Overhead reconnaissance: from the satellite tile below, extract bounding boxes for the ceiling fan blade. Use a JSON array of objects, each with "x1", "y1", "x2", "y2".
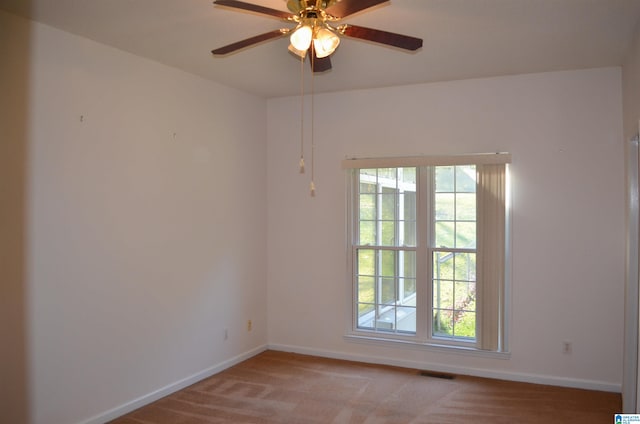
[
  {"x1": 212, "y1": 29, "x2": 288, "y2": 55},
  {"x1": 340, "y1": 25, "x2": 422, "y2": 51},
  {"x1": 213, "y1": 0, "x2": 293, "y2": 19},
  {"x1": 324, "y1": 0, "x2": 388, "y2": 18}
]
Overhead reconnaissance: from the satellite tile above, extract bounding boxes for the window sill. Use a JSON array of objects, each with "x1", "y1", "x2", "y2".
[{"x1": 344, "y1": 333, "x2": 511, "y2": 360}]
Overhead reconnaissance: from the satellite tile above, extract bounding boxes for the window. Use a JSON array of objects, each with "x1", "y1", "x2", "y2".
[
  {"x1": 356, "y1": 168, "x2": 417, "y2": 333},
  {"x1": 345, "y1": 154, "x2": 510, "y2": 352},
  {"x1": 432, "y1": 165, "x2": 477, "y2": 341}
]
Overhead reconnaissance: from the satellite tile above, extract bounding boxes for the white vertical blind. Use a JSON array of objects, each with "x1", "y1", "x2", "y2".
[
  {"x1": 625, "y1": 132, "x2": 639, "y2": 413},
  {"x1": 477, "y1": 163, "x2": 507, "y2": 351}
]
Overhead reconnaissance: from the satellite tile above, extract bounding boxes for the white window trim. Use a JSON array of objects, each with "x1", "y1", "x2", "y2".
[
  {"x1": 343, "y1": 334, "x2": 511, "y2": 360},
  {"x1": 344, "y1": 154, "x2": 512, "y2": 354}
]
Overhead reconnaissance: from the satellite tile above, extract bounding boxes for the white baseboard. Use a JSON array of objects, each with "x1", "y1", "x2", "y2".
[
  {"x1": 268, "y1": 343, "x2": 621, "y2": 393},
  {"x1": 78, "y1": 344, "x2": 268, "y2": 424}
]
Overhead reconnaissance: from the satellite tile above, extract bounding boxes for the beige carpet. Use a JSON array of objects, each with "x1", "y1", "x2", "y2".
[{"x1": 110, "y1": 350, "x2": 621, "y2": 423}]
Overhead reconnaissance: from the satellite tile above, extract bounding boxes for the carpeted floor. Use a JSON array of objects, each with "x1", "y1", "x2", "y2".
[{"x1": 110, "y1": 350, "x2": 621, "y2": 423}]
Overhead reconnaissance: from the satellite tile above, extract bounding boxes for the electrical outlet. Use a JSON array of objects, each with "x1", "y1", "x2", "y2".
[
  {"x1": 247, "y1": 320, "x2": 252, "y2": 332},
  {"x1": 562, "y1": 341, "x2": 572, "y2": 354}
]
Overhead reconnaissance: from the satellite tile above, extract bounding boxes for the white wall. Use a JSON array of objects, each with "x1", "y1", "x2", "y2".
[
  {"x1": 11, "y1": 12, "x2": 269, "y2": 424},
  {"x1": 267, "y1": 67, "x2": 625, "y2": 391}
]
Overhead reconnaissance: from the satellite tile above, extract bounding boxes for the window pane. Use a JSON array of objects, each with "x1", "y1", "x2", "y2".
[
  {"x1": 435, "y1": 221, "x2": 455, "y2": 248},
  {"x1": 376, "y1": 308, "x2": 395, "y2": 331},
  {"x1": 466, "y1": 283, "x2": 477, "y2": 310},
  {"x1": 403, "y1": 251, "x2": 416, "y2": 279},
  {"x1": 401, "y1": 167, "x2": 416, "y2": 185},
  {"x1": 434, "y1": 310, "x2": 453, "y2": 336},
  {"x1": 435, "y1": 166, "x2": 454, "y2": 192},
  {"x1": 403, "y1": 221, "x2": 416, "y2": 246},
  {"x1": 456, "y1": 166, "x2": 476, "y2": 192},
  {"x1": 456, "y1": 193, "x2": 476, "y2": 220},
  {"x1": 357, "y1": 249, "x2": 375, "y2": 276},
  {"x1": 401, "y1": 192, "x2": 416, "y2": 220},
  {"x1": 397, "y1": 306, "x2": 416, "y2": 333},
  {"x1": 435, "y1": 193, "x2": 455, "y2": 220},
  {"x1": 434, "y1": 251, "x2": 454, "y2": 280},
  {"x1": 359, "y1": 221, "x2": 375, "y2": 245},
  {"x1": 381, "y1": 250, "x2": 395, "y2": 276},
  {"x1": 360, "y1": 169, "x2": 377, "y2": 180},
  {"x1": 401, "y1": 278, "x2": 416, "y2": 298},
  {"x1": 359, "y1": 194, "x2": 376, "y2": 220},
  {"x1": 433, "y1": 279, "x2": 454, "y2": 310},
  {"x1": 381, "y1": 277, "x2": 396, "y2": 304},
  {"x1": 455, "y1": 281, "x2": 475, "y2": 311},
  {"x1": 456, "y1": 222, "x2": 476, "y2": 248},
  {"x1": 381, "y1": 191, "x2": 396, "y2": 220},
  {"x1": 358, "y1": 304, "x2": 374, "y2": 329},
  {"x1": 454, "y1": 252, "x2": 476, "y2": 282},
  {"x1": 358, "y1": 276, "x2": 374, "y2": 304},
  {"x1": 432, "y1": 249, "x2": 477, "y2": 341},
  {"x1": 360, "y1": 181, "x2": 376, "y2": 194},
  {"x1": 378, "y1": 168, "x2": 396, "y2": 182},
  {"x1": 402, "y1": 191, "x2": 416, "y2": 246},
  {"x1": 381, "y1": 221, "x2": 395, "y2": 245},
  {"x1": 454, "y1": 311, "x2": 476, "y2": 338}
]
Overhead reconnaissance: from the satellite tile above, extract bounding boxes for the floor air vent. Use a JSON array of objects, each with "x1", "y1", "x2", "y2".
[{"x1": 419, "y1": 370, "x2": 455, "y2": 380}]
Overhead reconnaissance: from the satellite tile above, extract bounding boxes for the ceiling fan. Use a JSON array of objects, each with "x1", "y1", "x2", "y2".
[{"x1": 211, "y1": 0, "x2": 423, "y2": 72}]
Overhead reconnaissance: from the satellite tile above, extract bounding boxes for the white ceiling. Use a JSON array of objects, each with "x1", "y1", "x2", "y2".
[{"x1": 2, "y1": 0, "x2": 640, "y2": 98}]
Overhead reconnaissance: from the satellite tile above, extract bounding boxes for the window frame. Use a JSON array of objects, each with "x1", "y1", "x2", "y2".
[{"x1": 344, "y1": 154, "x2": 511, "y2": 354}]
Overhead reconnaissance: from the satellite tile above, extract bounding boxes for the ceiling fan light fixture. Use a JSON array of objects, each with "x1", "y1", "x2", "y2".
[
  {"x1": 313, "y1": 27, "x2": 340, "y2": 58},
  {"x1": 290, "y1": 24, "x2": 313, "y2": 51},
  {"x1": 288, "y1": 43, "x2": 307, "y2": 58},
  {"x1": 211, "y1": 0, "x2": 424, "y2": 196}
]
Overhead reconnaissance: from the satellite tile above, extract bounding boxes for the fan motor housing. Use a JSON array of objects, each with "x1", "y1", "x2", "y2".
[{"x1": 287, "y1": 0, "x2": 338, "y2": 13}]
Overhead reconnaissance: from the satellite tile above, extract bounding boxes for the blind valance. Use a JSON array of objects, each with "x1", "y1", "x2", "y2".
[{"x1": 341, "y1": 152, "x2": 511, "y2": 170}]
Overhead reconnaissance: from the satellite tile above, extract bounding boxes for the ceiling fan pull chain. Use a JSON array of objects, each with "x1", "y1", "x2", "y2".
[
  {"x1": 299, "y1": 52, "x2": 305, "y2": 174},
  {"x1": 310, "y1": 46, "x2": 316, "y2": 198}
]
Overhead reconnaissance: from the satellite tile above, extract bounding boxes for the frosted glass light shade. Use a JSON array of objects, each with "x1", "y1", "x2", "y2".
[
  {"x1": 290, "y1": 25, "x2": 313, "y2": 51},
  {"x1": 288, "y1": 43, "x2": 307, "y2": 58},
  {"x1": 313, "y1": 27, "x2": 340, "y2": 58}
]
